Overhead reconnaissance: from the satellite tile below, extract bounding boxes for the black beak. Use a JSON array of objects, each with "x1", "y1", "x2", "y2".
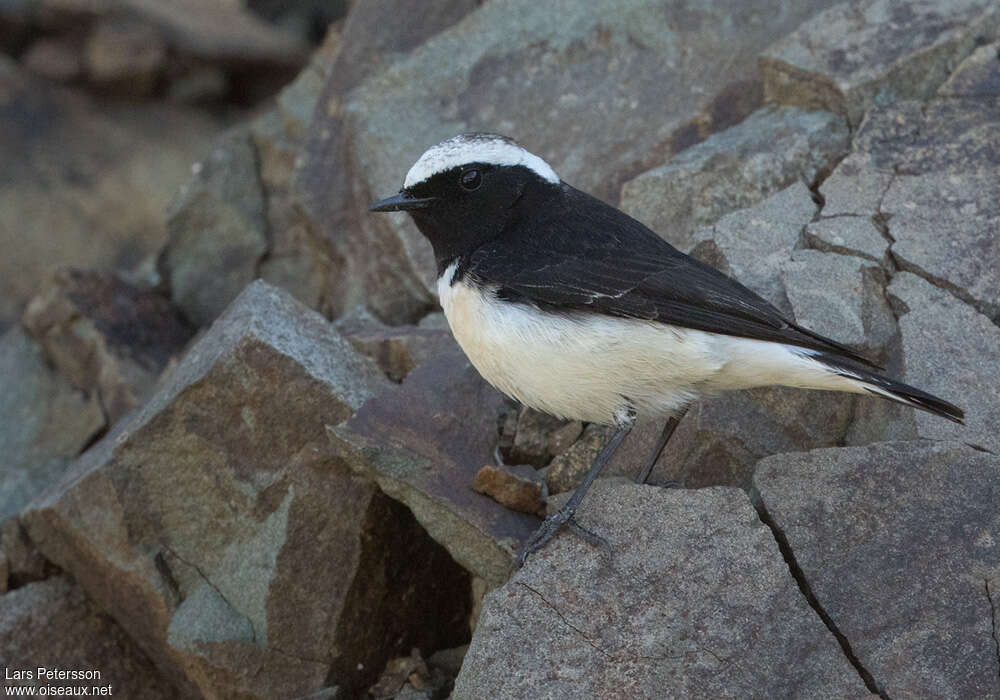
[{"x1": 369, "y1": 191, "x2": 436, "y2": 212}]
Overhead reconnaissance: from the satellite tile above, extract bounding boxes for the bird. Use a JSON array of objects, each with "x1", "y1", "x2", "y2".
[{"x1": 369, "y1": 132, "x2": 964, "y2": 566}]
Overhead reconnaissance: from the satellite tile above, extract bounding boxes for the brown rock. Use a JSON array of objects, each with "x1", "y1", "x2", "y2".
[
  {"x1": 330, "y1": 346, "x2": 539, "y2": 586},
  {"x1": 508, "y1": 408, "x2": 581, "y2": 468},
  {"x1": 472, "y1": 464, "x2": 545, "y2": 517},
  {"x1": 21, "y1": 282, "x2": 471, "y2": 699},
  {"x1": 0, "y1": 519, "x2": 54, "y2": 592},
  {"x1": 22, "y1": 268, "x2": 193, "y2": 423},
  {"x1": 84, "y1": 15, "x2": 166, "y2": 96},
  {"x1": 0, "y1": 576, "x2": 180, "y2": 698},
  {"x1": 0, "y1": 57, "x2": 220, "y2": 328},
  {"x1": 21, "y1": 37, "x2": 83, "y2": 82}
]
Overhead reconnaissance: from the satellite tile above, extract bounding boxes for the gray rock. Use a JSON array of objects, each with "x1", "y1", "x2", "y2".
[
  {"x1": 887, "y1": 272, "x2": 999, "y2": 453},
  {"x1": 329, "y1": 346, "x2": 538, "y2": 586},
  {"x1": 691, "y1": 182, "x2": 816, "y2": 313},
  {"x1": 296, "y1": 0, "x2": 483, "y2": 323},
  {"x1": 782, "y1": 249, "x2": 895, "y2": 358},
  {"x1": 315, "y1": 0, "x2": 839, "y2": 320},
  {"x1": 803, "y1": 215, "x2": 889, "y2": 264},
  {"x1": 0, "y1": 576, "x2": 180, "y2": 698},
  {"x1": 753, "y1": 441, "x2": 1000, "y2": 699},
  {"x1": 938, "y1": 41, "x2": 1000, "y2": 96},
  {"x1": 621, "y1": 106, "x2": 848, "y2": 251},
  {"x1": 0, "y1": 327, "x2": 104, "y2": 522},
  {"x1": 816, "y1": 152, "x2": 894, "y2": 218},
  {"x1": 883, "y1": 170, "x2": 1000, "y2": 322},
  {"x1": 761, "y1": 0, "x2": 1000, "y2": 126},
  {"x1": 454, "y1": 481, "x2": 868, "y2": 699},
  {"x1": 165, "y1": 128, "x2": 269, "y2": 326},
  {"x1": 22, "y1": 282, "x2": 471, "y2": 699}
]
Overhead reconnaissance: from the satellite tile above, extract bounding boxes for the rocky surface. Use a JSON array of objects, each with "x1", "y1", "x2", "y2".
[
  {"x1": 0, "y1": 576, "x2": 179, "y2": 698},
  {"x1": 3, "y1": 1, "x2": 1000, "y2": 698},
  {"x1": 21, "y1": 283, "x2": 471, "y2": 698},
  {"x1": 760, "y1": 0, "x2": 1000, "y2": 126},
  {"x1": 0, "y1": 57, "x2": 219, "y2": 328},
  {"x1": 621, "y1": 106, "x2": 848, "y2": 251},
  {"x1": 22, "y1": 268, "x2": 194, "y2": 423},
  {"x1": 0, "y1": 327, "x2": 105, "y2": 523},
  {"x1": 454, "y1": 481, "x2": 869, "y2": 699},
  {"x1": 754, "y1": 442, "x2": 1000, "y2": 699}
]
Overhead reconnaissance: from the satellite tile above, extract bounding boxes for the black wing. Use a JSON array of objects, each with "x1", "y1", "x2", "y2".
[{"x1": 463, "y1": 185, "x2": 879, "y2": 368}]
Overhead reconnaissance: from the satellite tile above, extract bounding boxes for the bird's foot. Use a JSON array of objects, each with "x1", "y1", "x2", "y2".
[{"x1": 516, "y1": 508, "x2": 611, "y2": 568}]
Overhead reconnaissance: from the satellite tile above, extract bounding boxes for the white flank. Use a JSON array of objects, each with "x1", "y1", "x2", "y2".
[
  {"x1": 437, "y1": 263, "x2": 876, "y2": 425},
  {"x1": 405, "y1": 134, "x2": 559, "y2": 188}
]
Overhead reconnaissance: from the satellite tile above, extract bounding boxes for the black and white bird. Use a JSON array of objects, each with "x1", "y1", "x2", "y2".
[{"x1": 370, "y1": 132, "x2": 964, "y2": 565}]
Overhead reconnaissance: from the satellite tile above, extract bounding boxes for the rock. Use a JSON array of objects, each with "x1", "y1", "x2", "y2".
[
  {"x1": 454, "y1": 481, "x2": 868, "y2": 699},
  {"x1": 21, "y1": 37, "x2": 83, "y2": 82},
  {"x1": 472, "y1": 464, "x2": 545, "y2": 517},
  {"x1": 887, "y1": 272, "x2": 1000, "y2": 453},
  {"x1": 301, "y1": 0, "x2": 839, "y2": 322},
  {"x1": 816, "y1": 152, "x2": 894, "y2": 218},
  {"x1": 760, "y1": 0, "x2": 1000, "y2": 126},
  {"x1": 329, "y1": 346, "x2": 539, "y2": 586},
  {"x1": 546, "y1": 423, "x2": 614, "y2": 495},
  {"x1": 508, "y1": 408, "x2": 582, "y2": 469},
  {"x1": 938, "y1": 40, "x2": 1000, "y2": 96},
  {"x1": 333, "y1": 307, "x2": 456, "y2": 383},
  {"x1": 883, "y1": 170, "x2": 1000, "y2": 322},
  {"x1": 120, "y1": 0, "x2": 309, "y2": 68},
  {"x1": 84, "y1": 15, "x2": 166, "y2": 96},
  {"x1": 690, "y1": 182, "x2": 816, "y2": 313},
  {"x1": 0, "y1": 518, "x2": 54, "y2": 592},
  {"x1": 22, "y1": 268, "x2": 194, "y2": 423},
  {"x1": 0, "y1": 576, "x2": 180, "y2": 698},
  {"x1": 782, "y1": 249, "x2": 895, "y2": 359},
  {"x1": 803, "y1": 215, "x2": 889, "y2": 264},
  {"x1": 621, "y1": 106, "x2": 847, "y2": 251},
  {"x1": 0, "y1": 57, "x2": 220, "y2": 328},
  {"x1": 164, "y1": 128, "x2": 268, "y2": 326},
  {"x1": 0, "y1": 327, "x2": 104, "y2": 523},
  {"x1": 22, "y1": 282, "x2": 471, "y2": 698},
  {"x1": 753, "y1": 441, "x2": 1000, "y2": 699}
]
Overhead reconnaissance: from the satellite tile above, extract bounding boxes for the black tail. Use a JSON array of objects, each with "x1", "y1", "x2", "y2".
[{"x1": 815, "y1": 353, "x2": 965, "y2": 425}]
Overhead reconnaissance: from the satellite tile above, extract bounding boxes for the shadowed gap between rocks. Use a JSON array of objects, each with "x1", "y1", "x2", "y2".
[{"x1": 750, "y1": 492, "x2": 888, "y2": 698}]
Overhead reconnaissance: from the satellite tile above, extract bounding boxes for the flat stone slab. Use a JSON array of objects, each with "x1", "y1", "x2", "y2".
[
  {"x1": 754, "y1": 441, "x2": 1000, "y2": 699},
  {"x1": 454, "y1": 481, "x2": 869, "y2": 699}
]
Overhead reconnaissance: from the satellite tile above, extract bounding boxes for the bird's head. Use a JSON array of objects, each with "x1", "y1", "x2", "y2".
[{"x1": 370, "y1": 133, "x2": 562, "y2": 271}]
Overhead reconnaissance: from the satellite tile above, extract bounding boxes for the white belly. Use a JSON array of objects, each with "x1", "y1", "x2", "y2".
[{"x1": 437, "y1": 264, "x2": 866, "y2": 425}]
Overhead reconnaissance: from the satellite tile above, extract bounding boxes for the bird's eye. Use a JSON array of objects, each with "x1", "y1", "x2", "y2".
[{"x1": 459, "y1": 168, "x2": 483, "y2": 191}]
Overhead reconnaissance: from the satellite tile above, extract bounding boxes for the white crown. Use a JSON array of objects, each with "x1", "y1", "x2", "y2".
[{"x1": 404, "y1": 133, "x2": 560, "y2": 189}]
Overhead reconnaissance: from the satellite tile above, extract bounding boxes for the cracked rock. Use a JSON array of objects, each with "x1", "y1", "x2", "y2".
[
  {"x1": 453, "y1": 481, "x2": 868, "y2": 699},
  {"x1": 621, "y1": 105, "x2": 848, "y2": 252},
  {"x1": 691, "y1": 182, "x2": 816, "y2": 314},
  {"x1": 887, "y1": 272, "x2": 1000, "y2": 453},
  {"x1": 816, "y1": 152, "x2": 895, "y2": 218},
  {"x1": 803, "y1": 215, "x2": 889, "y2": 264},
  {"x1": 329, "y1": 346, "x2": 538, "y2": 586},
  {"x1": 760, "y1": 0, "x2": 1000, "y2": 126},
  {"x1": 754, "y1": 441, "x2": 1000, "y2": 699},
  {"x1": 0, "y1": 576, "x2": 179, "y2": 698},
  {"x1": 21, "y1": 282, "x2": 471, "y2": 699},
  {"x1": 0, "y1": 327, "x2": 104, "y2": 523},
  {"x1": 782, "y1": 249, "x2": 895, "y2": 359},
  {"x1": 883, "y1": 170, "x2": 1000, "y2": 323}
]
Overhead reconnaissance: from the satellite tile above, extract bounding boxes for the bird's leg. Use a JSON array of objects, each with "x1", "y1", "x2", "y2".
[
  {"x1": 634, "y1": 408, "x2": 688, "y2": 486},
  {"x1": 517, "y1": 417, "x2": 633, "y2": 567}
]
